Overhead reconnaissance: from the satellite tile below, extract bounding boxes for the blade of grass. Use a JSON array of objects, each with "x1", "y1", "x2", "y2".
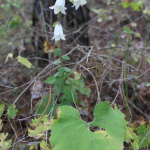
[
  {"x1": 0, "y1": 100, "x2": 10, "y2": 107},
  {"x1": 129, "y1": 25, "x2": 150, "y2": 118},
  {"x1": 110, "y1": 32, "x2": 124, "y2": 57},
  {"x1": 144, "y1": 23, "x2": 150, "y2": 46},
  {"x1": 0, "y1": 13, "x2": 11, "y2": 39},
  {"x1": 109, "y1": 31, "x2": 130, "y2": 115},
  {"x1": 130, "y1": 51, "x2": 143, "y2": 111}
]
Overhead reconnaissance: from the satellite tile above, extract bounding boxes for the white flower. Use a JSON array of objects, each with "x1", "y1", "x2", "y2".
[
  {"x1": 52, "y1": 23, "x2": 66, "y2": 41},
  {"x1": 49, "y1": 0, "x2": 67, "y2": 14},
  {"x1": 72, "y1": 0, "x2": 87, "y2": 10}
]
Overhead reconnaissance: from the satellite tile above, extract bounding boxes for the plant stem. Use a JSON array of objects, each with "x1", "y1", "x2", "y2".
[
  {"x1": 125, "y1": 33, "x2": 130, "y2": 119},
  {"x1": 58, "y1": 40, "x2": 63, "y2": 66},
  {"x1": 57, "y1": 13, "x2": 63, "y2": 67}
]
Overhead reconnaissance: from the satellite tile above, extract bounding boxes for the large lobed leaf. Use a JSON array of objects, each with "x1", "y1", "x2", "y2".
[
  {"x1": 50, "y1": 101, "x2": 127, "y2": 150},
  {"x1": 91, "y1": 102, "x2": 126, "y2": 145}
]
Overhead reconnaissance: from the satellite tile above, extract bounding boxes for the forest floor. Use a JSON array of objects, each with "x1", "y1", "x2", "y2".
[{"x1": 0, "y1": 0, "x2": 150, "y2": 149}]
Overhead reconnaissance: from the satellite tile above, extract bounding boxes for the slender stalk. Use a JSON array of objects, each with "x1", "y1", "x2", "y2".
[
  {"x1": 57, "y1": 13, "x2": 63, "y2": 67},
  {"x1": 58, "y1": 40, "x2": 63, "y2": 66},
  {"x1": 125, "y1": 33, "x2": 130, "y2": 119},
  {"x1": 58, "y1": 12, "x2": 61, "y2": 21}
]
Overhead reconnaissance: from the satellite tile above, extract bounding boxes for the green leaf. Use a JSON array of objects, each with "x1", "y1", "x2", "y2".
[
  {"x1": 63, "y1": 67, "x2": 71, "y2": 72},
  {"x1": 45, "y1": 76, "x2": 55, "y2": 84},
  {"x1": 55, "y1": 75, "x2": 66, "y2": 88},
  {"x1": 1, "y1": 4, "x2": 11, "y2": 11},
  {"x1": 146, "y1": 83, "x2": 150, "y2": 87},
  {"x1": 65, "y1": 78, "x2": 72, "y2": 85},
  {"x1": 54, "y1": 71, "x2": 62, "y2": 77},
  {"x1": 79, "y1": 88, "x2": 91, "y2": 97},
  {"x1": 136, "y1": 124, "x2": 150, "y2": 148},
  {"x1": 147, "y1": 57, "x2": 150, "y2": 64},
  {"x1": 35, "y1": 94, "x2": 58, "y2": 116},
  {"x1": 50, "y1": 102, "x2": 127, "y2": 150},
  {"x1": 124, "y1": 27, "x2": 130, "y2": 34},
  {"x1": 62, "y1": 27, "x2": 66, "y2": 31},
  {"x1": 90, "y1": 102, "x2": 126, "y2": 145},
  {"x1": 58, "y1": 67, "x2": 65, "y2": 74},
  {"x1": 61, "y1": 85, "x2": 77, "y2": 104},
  {"x1": 58, "y1": 67, "x2": 71, "y2": 74},
  {"x1": 119, "y1": 2, "x2": 143, "y2": 11},
  {"x1": 0, "y1": 105, "x2": 5, "y2": 117},
  {"x1": 57, "y1": 72, "x2": 71, "y2": 87},
  {"x1": 7, "y1": 104, "x2": 18, "y2": 119},
  {"x1": 62, "y1": 55, "x2": 70, "y2": 60},
  {"x1": 54, "y1": 49, "x2": 61, "y2": 57},
  {"x1": 52, "y1": 21, "x2": 57, "y2": 27},
  {"x1": 54, "y1": 60, "x2": 61, "y2": 65},
  {"x1": 65, "y1": 78, "x2": 91, "y2": 97},
  {"x1": 12, "y1": 3, "x2": 20, "y2": 8},
  {"x1": 53, "y1": 86, "x2": 61, "y2": 95},
  {"x1": 17, "y1": 56, "x2": 34, "y2": 68},
  {"x1": 134, "y1": 32, "x2": 140, "y2": 37}
]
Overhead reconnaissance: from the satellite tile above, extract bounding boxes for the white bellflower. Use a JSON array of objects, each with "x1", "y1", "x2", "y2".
[
  {"x1": 72, "y1": 0, "x2": 87, "y2": 10},
  {"x1": 52, "y1": 23, "x2": 65, "y2": 42},
  {"x1": 49, "y1": 0, "x2": 67, "y2": 14}
]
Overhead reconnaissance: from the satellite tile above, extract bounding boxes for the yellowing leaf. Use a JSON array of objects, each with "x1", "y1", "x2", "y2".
[
  {"x1": 28, "y1": 115, "x2": 51, "y2": 139},
  {"x1": 0, "y1": 133, "x2": 12, "y2": 150},
  {"x1": 5, "y1": 53, "x2": 13, "y2": 63},
  {"x1": 73, "y1": 71, "x2": 81, "y2": 80},
  {"x1": 40, "y1": 140, "x2": 51, "y2": 150},
  {"x1": 131, "y1": 22, "x2": 137, "y2": 27},
  {"x1": 17, "y1": 56, "x2": 34, "y2": 68},
  {"x1": 29, "y1": 145, "x2": 35, "y2": 150},
  {"x1": 125, "y1": 126, "x2": 139, "y2": 150},
  {"x1": 43, "y1": 41, "x2": 57, "y2": 53}
]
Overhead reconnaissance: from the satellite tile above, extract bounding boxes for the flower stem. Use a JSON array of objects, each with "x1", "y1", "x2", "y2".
[
  {"x1": 57, "y1": 13, "x2": 63, "y2": 67},
  {"x1": 58, "y1": 40, "x2": 63, "y2": 66}
]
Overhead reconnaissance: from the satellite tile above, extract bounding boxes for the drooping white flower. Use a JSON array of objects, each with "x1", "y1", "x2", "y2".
[
  {"x1": 72, "y1": 0, "x2": 87, "y2": 10},
  {"x1": 49, "y1": 0, "x2": 67, "y2": 14},
  {"x1": 52, "y1": 23, "x2": 65, "y2": 41}
]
